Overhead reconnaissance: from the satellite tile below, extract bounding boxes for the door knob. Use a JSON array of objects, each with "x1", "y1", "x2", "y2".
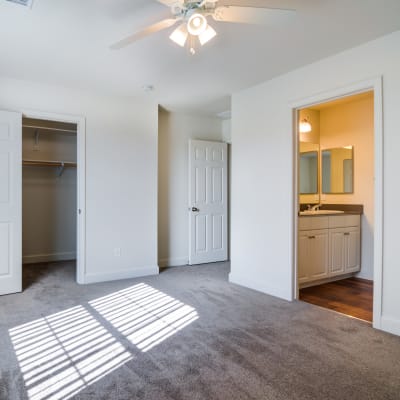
[{"x1": 191, "y1": 207, "x2": 199, "y2": 212}]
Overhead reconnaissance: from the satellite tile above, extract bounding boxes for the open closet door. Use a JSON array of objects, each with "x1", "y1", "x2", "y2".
[{"x1": 0, "y1": 111, "x2": 22, "y2": 296}]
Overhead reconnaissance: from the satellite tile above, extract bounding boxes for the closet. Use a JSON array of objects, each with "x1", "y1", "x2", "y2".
[{"x1": 22, "y1": 117, "x2": 77, "y2": 276}]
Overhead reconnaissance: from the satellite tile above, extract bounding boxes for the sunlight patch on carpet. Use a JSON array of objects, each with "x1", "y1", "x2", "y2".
[
  {"x1": 89, "y1": 283, "x2": 199, "y2": 352},
  {"x1": 9, "y1": 306, "x2": 132, "y2": 400},
  {"x1": 9, "y1": 284, "x2": 198, "y2": 399}
]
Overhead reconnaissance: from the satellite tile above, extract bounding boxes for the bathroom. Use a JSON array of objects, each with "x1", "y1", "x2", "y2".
[{"x1": 297, "y1": 91, "x2": 374, "y2": 322}]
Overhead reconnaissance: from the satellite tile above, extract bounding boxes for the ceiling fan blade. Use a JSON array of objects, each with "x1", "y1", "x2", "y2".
[
  {"x1": 110, "y1": 18, "x2": 179, "y2": 49},
  {"x1": 212, "y1": 6, "x2": 295, "y2": 25},
  {"x1": 156, "y1": 0, "x2": 184, "y2": 6}
]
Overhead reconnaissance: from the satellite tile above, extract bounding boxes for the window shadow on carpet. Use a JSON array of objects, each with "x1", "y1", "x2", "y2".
[{"x1": 9, "y1": 283, "x2": 198, "y2": 400}]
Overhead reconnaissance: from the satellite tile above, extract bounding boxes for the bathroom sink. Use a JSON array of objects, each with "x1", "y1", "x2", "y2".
[{"x1": 299, "y1": 210, "x2": 345, "y2": 216}]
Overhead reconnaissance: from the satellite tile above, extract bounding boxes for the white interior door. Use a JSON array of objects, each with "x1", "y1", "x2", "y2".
[
  {"x1": 0, "y1": 110, "x2": 22, "y2": 295},
  {"x1": 189, "y1": 140, "x2": 228, "y2": 265}
]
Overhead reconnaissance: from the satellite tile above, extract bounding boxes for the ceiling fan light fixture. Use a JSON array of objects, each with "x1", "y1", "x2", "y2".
[
  {"x1": 198, "y1": 25, "x2": 217, "y2": 45},
  {"x1": 169, "y1": 24, "x2": 188, "y2": 47},
  {"x1": 110, "y1": 2, "x2": 297, "y2": 55},
  {"x1": 187, "y1": 13, "x2": 208, "y2": 36}
]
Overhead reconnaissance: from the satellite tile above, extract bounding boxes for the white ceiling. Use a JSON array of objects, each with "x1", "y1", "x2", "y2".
[{"x1": 1, "y1": 0, "x2": 400, "y2": 115}]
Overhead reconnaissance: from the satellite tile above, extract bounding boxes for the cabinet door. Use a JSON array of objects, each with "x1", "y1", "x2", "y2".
[
  {"x1": 298, "y1": 232, "x2": 311, "y2": 283},
  {"x1": 345, "y1": 227, "x2": 361, "y2": 273},
  {"x1": 329, "y1": 229, "x2": 346, "y2": 276},
  {"x1": 309, "y1": 230, "x2": 329, "y2": 280}
]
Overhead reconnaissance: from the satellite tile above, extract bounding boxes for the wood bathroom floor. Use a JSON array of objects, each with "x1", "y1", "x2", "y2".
[{"x1": 299, "y1": 278, "x2": 373, "y2": 322}]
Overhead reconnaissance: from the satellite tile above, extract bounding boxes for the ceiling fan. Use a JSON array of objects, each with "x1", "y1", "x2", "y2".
[{"x1": 111, "y1": 0, "x2": 295, "y2": 54}]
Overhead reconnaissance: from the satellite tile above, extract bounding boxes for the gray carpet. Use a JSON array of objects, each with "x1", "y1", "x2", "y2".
[{"x1": 0, "y1": 261, "x2": 399, "y2": 400}]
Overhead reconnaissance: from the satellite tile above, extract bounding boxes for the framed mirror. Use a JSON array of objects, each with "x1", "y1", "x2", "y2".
[
  {"x1": 322, "y1": 146, "x2": 353, "y2": 194},
  {"x1": 299, "y1": 148, "x2": 318, "y2": 195}
]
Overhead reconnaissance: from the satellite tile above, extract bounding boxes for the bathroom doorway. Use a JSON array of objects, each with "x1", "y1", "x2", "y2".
[{"x1": 293, "y1": 84, "x2": 381, "y2": 325}]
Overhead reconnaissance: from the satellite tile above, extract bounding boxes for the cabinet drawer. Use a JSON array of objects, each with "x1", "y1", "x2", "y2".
[
  {"x1": 328, "y1": 215, "x2": 360, "y2": 228},
  {"x1": 298, "y1": 216, "x2": 329, "y2": 231}
]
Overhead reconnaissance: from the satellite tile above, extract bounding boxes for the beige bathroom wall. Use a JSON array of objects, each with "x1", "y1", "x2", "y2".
[{"x1": 319, "y1": 93, "x2": 374, "y2": 279}]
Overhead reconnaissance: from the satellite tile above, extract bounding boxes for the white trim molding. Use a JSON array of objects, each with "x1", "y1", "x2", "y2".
[
  {"x1": 159, "y1": 257, "x2": 188, "y2": 268},
  {"x1": 23, "y1": 252, "x2": 76, "y2": 264},
  {"x1": 290, "y1": 76, "x2": 384, "y2": 331},
  {"x1": 380, "y1": 316, "x2": 400, "y2": 336},
  {"x1": 83, "y1": 266, "x2": 159, "y2": 284}
]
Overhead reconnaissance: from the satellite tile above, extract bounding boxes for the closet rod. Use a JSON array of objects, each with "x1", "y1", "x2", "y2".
[
  {"x1": 23, "y1": 159, "x2": 76, "y2": 177},
  {"x1": 23, "y1": 160, "x2": 77, "y2": 168},
  {"x1": 22, "y1": 124, "x2": 77, "y2": 134}
]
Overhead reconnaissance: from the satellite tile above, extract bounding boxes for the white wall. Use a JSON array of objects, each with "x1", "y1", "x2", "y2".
[
  {"x1": 230, "y1": 30, "x2": 400, "y2": 335},
  {"x1": 319, "y1": 96, "x2": 374, "y2": 279},
  {"x1": 0, "y1": 77, "x2": 158, "y2": 283},
  {"x1": 22, "y1": 122, "x2": 77, "y2": 263},
  {"x1": 222, "y1": 119, "x2": 232, "y2": 144},
  {"x1": 158, "y1": 110, "x2": 223, "y2": 267}
]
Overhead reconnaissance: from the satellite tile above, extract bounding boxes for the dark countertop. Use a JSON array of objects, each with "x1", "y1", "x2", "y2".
[
  {"x1": 298, "y1": 212, "x2": 361, "y2": 217},
  {"x1": 299, "y1": 204, "x2": 363, "y2": 215}
]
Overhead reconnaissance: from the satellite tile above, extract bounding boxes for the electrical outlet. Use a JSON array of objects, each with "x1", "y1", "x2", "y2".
[{"x1": 113, "y1": 248, "x2": 121, "y2": 257}]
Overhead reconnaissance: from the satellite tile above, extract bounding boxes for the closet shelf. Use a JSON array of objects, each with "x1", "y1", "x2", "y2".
[{"x1": 23, "y1": 125, "x2": 77, "y2": 134}]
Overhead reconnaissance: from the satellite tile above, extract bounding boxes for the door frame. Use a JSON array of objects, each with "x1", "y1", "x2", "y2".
[
  {"x1": 22, "y1": 109, "x2": 86, "y2": 284},
  {"x1": 290, "y1": 77, "x2": 383, "y2": 330}
]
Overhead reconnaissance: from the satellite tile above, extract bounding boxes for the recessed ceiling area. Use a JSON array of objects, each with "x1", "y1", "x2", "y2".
[{"x1": 0, "y1": 0, "x2": 399, "y2": 115}]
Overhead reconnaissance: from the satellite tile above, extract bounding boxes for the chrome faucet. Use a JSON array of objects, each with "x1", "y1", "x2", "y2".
[{"x1": 310, "y1": 203, "x2": 322, "y2": 211}]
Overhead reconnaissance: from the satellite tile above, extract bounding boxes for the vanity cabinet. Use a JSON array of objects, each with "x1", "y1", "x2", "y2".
[
  {"x1": 298, "y1": 214, "x2": 360, "y2": 286},
  {"x1": 329, "y1": 226, "x2": 360, "y2": 276},
  {"x1": 298, "y1": 229, "x2": 329, "y2": 284}
]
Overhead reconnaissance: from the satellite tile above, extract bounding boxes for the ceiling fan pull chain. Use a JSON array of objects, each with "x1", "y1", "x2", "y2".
[{"x1": 188, "y1": 34, "x2": 196, "y2": 55}]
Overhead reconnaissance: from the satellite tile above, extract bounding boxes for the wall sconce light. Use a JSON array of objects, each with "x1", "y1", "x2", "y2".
[{"x1": 299, "y1": 117, "x2": 312, "y2": 133}]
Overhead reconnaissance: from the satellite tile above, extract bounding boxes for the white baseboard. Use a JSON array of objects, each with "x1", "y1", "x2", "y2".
[
  {"x1": 82, "y1": 265, "x2": 159, "y2": 284},
  {"x1": 356, "y1": 271, "x2": 374, "y2": 281},
  {"x1": 380, "y1": 316, "x2": 400, "y2": 336},
  {"x1": 159, "y1": 257, "x2": 188, "y2": 268},
  {"x1": 229, "y1": 272, "x2": 292, "y2": 301},
  {"x1": 23, "y1": 252, "x2": 76, "y2": 264}
]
